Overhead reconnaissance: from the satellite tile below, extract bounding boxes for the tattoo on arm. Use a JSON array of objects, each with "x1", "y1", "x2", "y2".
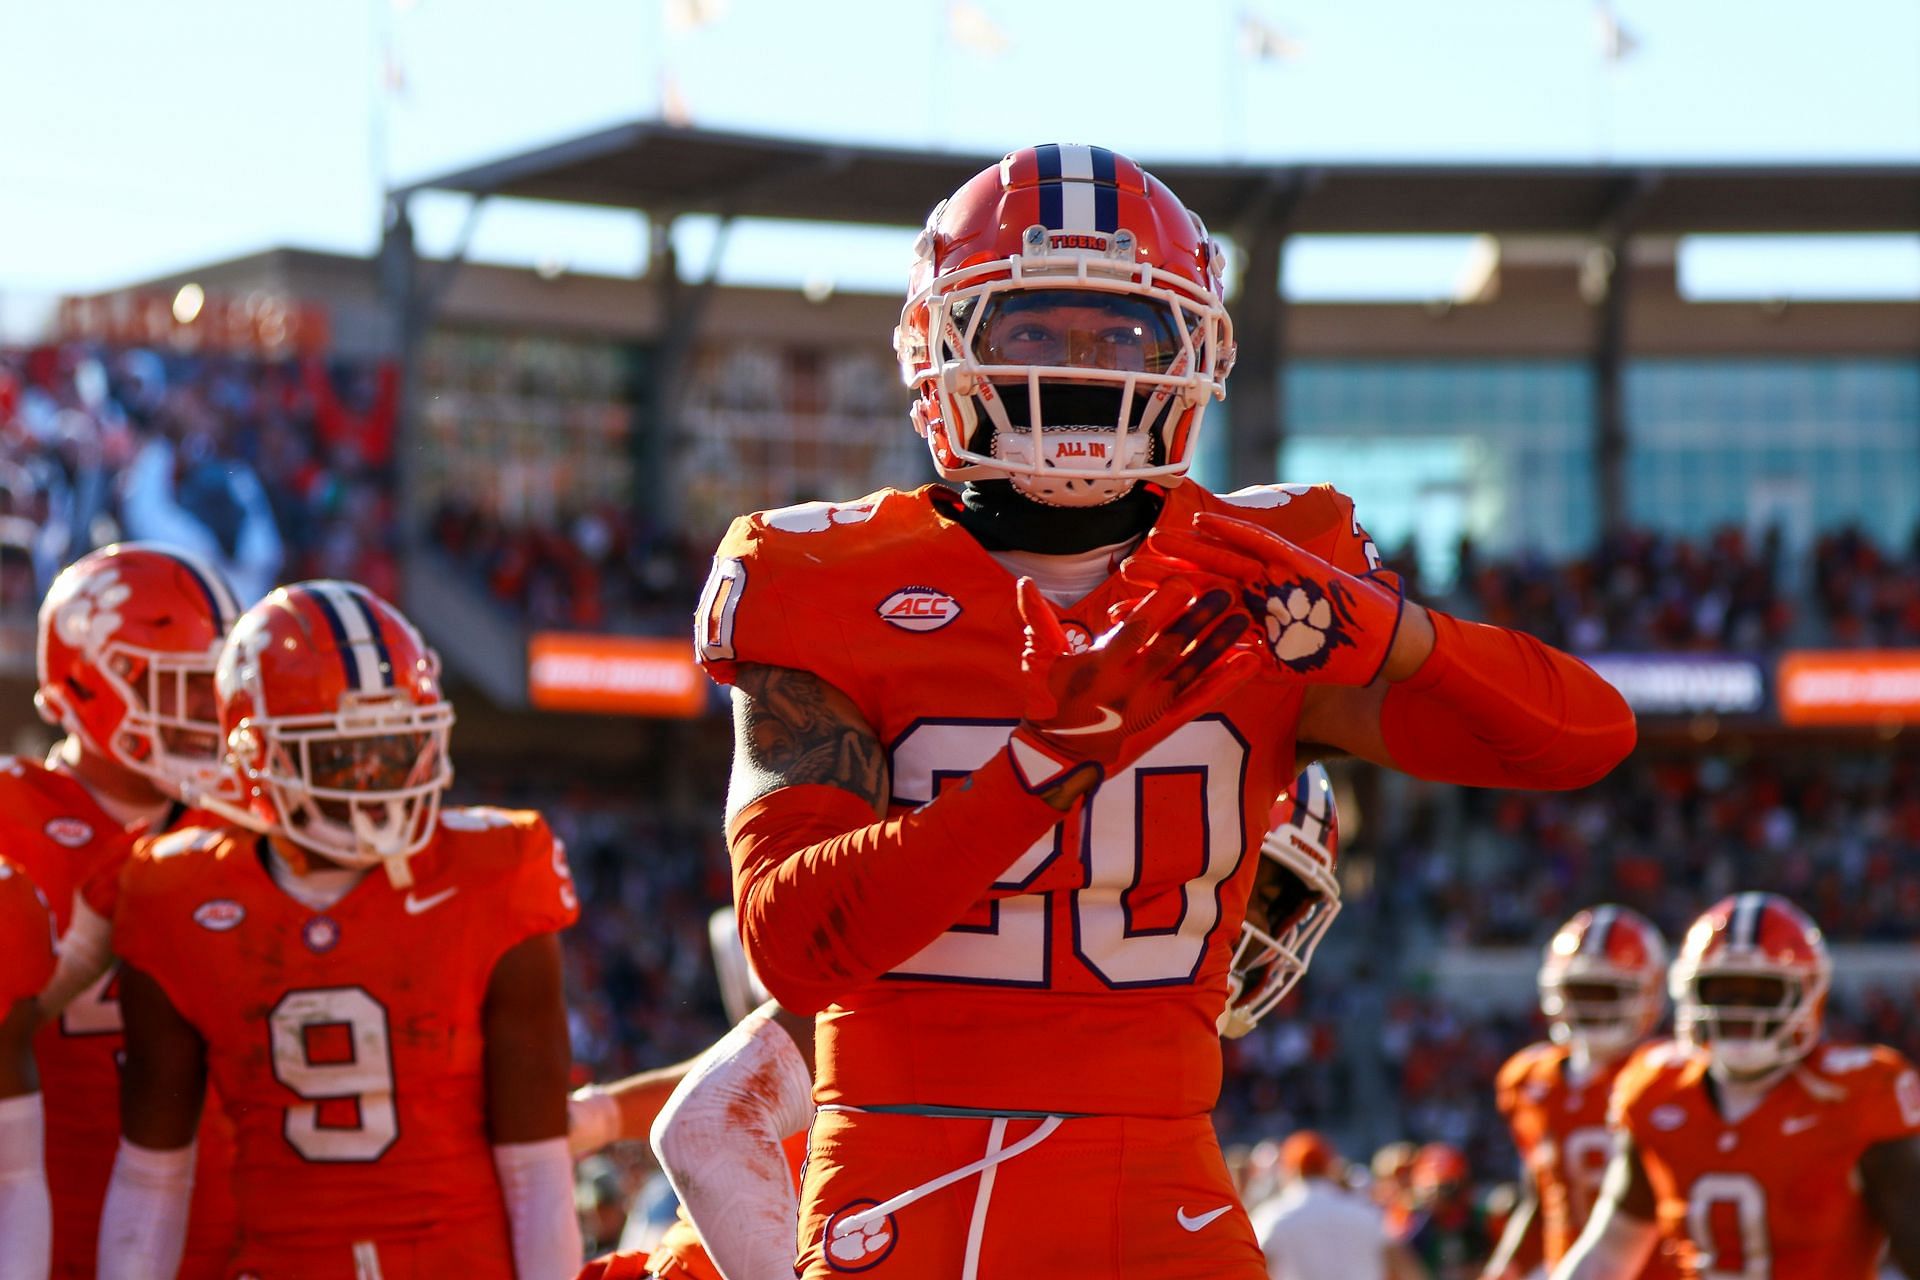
[{"x1": 727, "y1": 664, "x2": 888, "y2": 820}]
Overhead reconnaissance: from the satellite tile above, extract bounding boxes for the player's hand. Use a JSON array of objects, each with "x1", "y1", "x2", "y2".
[
  {"x1": 1129, "y1": 512, "x2": 1405, "y2": 686},
  {"x1": 1007, "y1": 573, "x2": 1258, "y2": 798}
]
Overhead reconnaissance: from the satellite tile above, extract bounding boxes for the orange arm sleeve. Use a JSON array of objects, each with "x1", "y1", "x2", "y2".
[
  {"x1": 1380, "y1": 609, "x2": 1636, "y2": 791},
  {"x1": 727, "y1": 748, "x2": 1067, "y2": 1015}
]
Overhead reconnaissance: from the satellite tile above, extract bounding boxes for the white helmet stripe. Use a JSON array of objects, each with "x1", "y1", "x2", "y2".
[
  {"x1": 1732, "y1": 892, "x2": 1765, "y2": 950},
  {"x1": 1586, "y1": 905, "x2": 1619, "y2": 956},
  {"x1": 312, "y1": 582, "x2": 382, "y2": 692}
]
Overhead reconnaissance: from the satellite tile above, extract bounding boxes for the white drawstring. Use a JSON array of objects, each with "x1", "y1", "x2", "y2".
[{"x1": 829, "y1": 1114, "x2": 1065, "y2": 1244}]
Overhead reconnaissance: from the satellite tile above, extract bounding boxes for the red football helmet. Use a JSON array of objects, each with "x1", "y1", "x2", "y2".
[
  {"x1": 1220, "y1": 763, "x2": 1342, "y2": 1039},
  {"x1": 1411, "y1": 1143, "x2": 1471, "y2": 1203},
  {"x1": 1670, "y1": 892, "x2": 1830, "y2": 1079},
  {"x1": 1538, "y1": 905, "x2": 1668, "y2": 1059},
  {"x1": 216, "y1": 581, "x2": 452, "y2": 880},
  {"x1": 894, "y1": 144, "x2": 1234, "y2": 508},
  {"x1": 35, "y1": 543, "x2": 243, "y2": 804}
]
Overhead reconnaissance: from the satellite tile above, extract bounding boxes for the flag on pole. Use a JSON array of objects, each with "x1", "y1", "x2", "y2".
[
  {"x1": 949, "y1": 1, "x2": 1012, "y2": 56},
  {"x1": 1593, "y1": 1, "x2": 1641, "y2": 62},
  {"x1": 1239, "y1": 10, "x2": 1304, "y2": 62}
]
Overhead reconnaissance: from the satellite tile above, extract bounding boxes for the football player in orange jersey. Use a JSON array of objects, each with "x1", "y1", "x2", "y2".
[
  {"x1": 1484, "y1": 907, "x2": 1675, "y2": 1280},
  {"x1": 10, "y1": 543, "x2": 244, "y2": 1278},
  {"x1": 699, "y1": 143, "x2": 1637, "y2": 1278},
  {"x1": 0, "y1": 857, "x2": 59, "y2": 1278},
  {"x1": 1553, "y1": 893, "x2": 1920, "y2": 1280},
  {"x1": 98, "y1": 581, "x2": 583, "y2": 1280}
]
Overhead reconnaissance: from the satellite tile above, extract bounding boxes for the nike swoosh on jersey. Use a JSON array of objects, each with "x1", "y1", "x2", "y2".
[
  {"x1": 403, "y1": 887, "x2": 459, "y2": 915},
  {"x1": 1782, "y1": 1114, "x2": 1819, "y2": 1135},
  {"x1": 1050, "y1": 707, "x2": 1123, "y2": 736},
  {"x1": 1176, "y1": 1205, "x2": 1232, "y2": 1232}
]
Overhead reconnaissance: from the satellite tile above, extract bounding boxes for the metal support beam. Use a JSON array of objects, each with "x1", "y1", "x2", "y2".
[
  {"x1": 1590, "y1": 173, "x2": 1662, "y2": 538},
  {"x1": 1226, "y1": 176, "x2": 1305, "y2": 489},
  {"x1": 643, "y1": 211, "x2": 733, "y2": 528}
]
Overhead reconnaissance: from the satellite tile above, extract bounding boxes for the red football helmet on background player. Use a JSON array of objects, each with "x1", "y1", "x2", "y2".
[
  {"x1": 35, "y1": 542, "x2": 242, "y2": 804},
  {"x1": 894, "y1": 143, "x2": 1235, "y2": 507},
  {"x1": 1219, "y1": 763, "x2": 1342, "y2": 1039},
  {"x1": 216, "y1": 580, "x2": 452, "y2": 885},
  {"x1": 1670, "y1": 891, "x2": 1831, "y2": 1079},
  {"x1": 1538, "y1": 904, "x2": 1668, "y2": 1059}
]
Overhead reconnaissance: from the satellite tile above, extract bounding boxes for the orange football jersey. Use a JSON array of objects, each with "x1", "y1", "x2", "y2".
[
  {"x1": 1613, "y1": 1039, "x2": 1920, "y2": 1280},
  {"x1": 114, "y1": 806, "x2": 579, "y2": 1271},
  {"x1": 0, "y1": 856, "x2": 57, "y2": 1006},
  {"x1": 697, "y1": 480, "x2": 1384, "y2": 1119},
  {"x1": 0, "y1": 756, "x2": 236, "y2": 1276},
  {"x1": 1497, "y1": 1041, "x2": 1679, "y2": 1275}
]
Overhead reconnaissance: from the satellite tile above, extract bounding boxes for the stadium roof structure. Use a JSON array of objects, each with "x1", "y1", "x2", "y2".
[{"x1": 401, "y1": 120, "x2": 1920, "y2": 235}]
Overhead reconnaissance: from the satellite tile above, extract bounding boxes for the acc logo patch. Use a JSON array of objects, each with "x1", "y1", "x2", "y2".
[
  {"x1": 193, "y1": 899, "x2": 246, "y2": 932},
  {"x1": 44, "y1": 818, "x2": 94, "y2": 848},
  {"x1": 302, "y1": 916, "x2": 342, "y2": 953},
  {"x1": 823, "y1": 1199, "x2": 898, "y2": 1272},
  {"x1": 1650, "y1": 1104, "x2": 1689, "y2": 1131},
  {"x1": 877, "y1": 587, "x2": 962, "y2": 633}
]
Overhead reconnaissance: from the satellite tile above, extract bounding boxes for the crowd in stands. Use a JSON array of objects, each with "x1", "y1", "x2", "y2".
[
  {"x1": 0, "y1": 342, "x2": 401, "y2": 615},
  {"x1": 1400, "y1": 749, "x2": 1920, "y2": 948}
]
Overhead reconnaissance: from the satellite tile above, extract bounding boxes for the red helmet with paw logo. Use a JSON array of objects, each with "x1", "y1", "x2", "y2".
[
  {"x1": 1538, "y1": 904, "x2": 1667, "y2": 1059},
  {"x1": 894, "y1": 144, "x2": 1234, "y2": 509},
  {"x1": 216, "y1": 581, "x2": 452, "y2": 879},
  {"x1": 36, "y1": 542, "x2": 243, "y2": 803},
  {"x1": 1220, "y1": 763, "x2": 1342, "y2": 1039}
]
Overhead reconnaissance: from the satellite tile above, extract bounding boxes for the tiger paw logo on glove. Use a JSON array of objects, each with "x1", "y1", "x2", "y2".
[{"x1": 1258, "y1": 577, "x2": 1360, "y2": 672}]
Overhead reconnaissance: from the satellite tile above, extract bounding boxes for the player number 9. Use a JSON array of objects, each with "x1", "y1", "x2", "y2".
[{"x1": 268, "y1": 986, "x2": 399, "y2": 1163}]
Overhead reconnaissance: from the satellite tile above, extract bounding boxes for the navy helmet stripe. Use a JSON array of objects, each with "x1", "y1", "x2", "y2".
[
  {"x1": 1587, "y1": 905, "x2": 1619, "y2": 956},
  {"x1": 1038, "y1": 182, "x2": 1064, "y2": 230},
  {"x1": 1090, "y1": 146, "x2": 1117, "y2": 185},
  {"x1": 169, "y1": 554, "x2": 228, "y2": 629},
  {"x1": 1094, "y1": 184, "x2": 1119, "y2": 233},
  {"x1": 301, "y1": 587, "x2": 364, "y2": 690},
  {"x1": 1035, "y1": 143, "x2": 1062, "y2": 180},
  {"x1": 1733, "y1": 893, "x2": 1764, "y2": 948}
]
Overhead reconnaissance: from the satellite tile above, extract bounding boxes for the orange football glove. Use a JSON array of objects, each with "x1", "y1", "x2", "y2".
[
  {"x1": 1006, "y1": 572, "x2": 1258, "y2": 793},
  {"x1": 1132, "y1": 512, "x2": 1405, "y2": 686}
]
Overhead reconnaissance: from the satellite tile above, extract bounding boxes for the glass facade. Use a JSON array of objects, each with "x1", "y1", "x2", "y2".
[
  {"x1": 1279, "y1": 361, "x2": 1596, "y2": 587},
  {"x1": 1267, "y1": 358, "x2": 1920, "y2": 579},
  {"x1": 1624, "y1": 360, "x2": 1920, "y2": 555}
]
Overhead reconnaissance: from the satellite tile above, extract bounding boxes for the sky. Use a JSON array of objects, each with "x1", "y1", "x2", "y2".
[{"x1": 3, "y1": 0, "x2": 1919, "y2": 326}]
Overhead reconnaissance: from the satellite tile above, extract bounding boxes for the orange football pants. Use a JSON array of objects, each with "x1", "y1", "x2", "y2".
[
  {"x1": 224, "y1": 1219, "x2": 516, "y2": 1279},
  {"x1": 797, "y1": 1107, "x2": 1265, "y2": 1279}
]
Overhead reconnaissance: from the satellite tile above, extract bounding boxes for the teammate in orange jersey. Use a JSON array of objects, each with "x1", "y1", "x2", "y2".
[
  {"x1": 9, "y1": 543, "x2": 244, "y2": 1278},
  {"x1": 1553, "y1": 893, "x2": 1920, "y2": 1280},
  {"x1": 98, "y1": 581, "x2": 583, "y2": 1280},
  {"x1": 698, "y1": 143, "x2": 1636, "y2": 1278},
  {"x1": 0, "y1": 857, "x2": 59, "y2": 1277},
  {"x1": 1484, "y1": 907, "x2": 1676, "y2": 1280}
]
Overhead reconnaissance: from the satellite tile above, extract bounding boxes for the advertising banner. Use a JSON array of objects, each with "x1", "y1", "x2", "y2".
[
  {"x1": 527, "y1": 633, "x2": 707, "y2": 717},
  {"x1": 1777, "y1": 651, "x2": 1920, "y2": 726},
  {"x1": 1583, "y1": 653, "x2": 1768, "y2": 717}
]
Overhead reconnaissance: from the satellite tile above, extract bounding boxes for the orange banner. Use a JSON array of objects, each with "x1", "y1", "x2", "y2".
[
  {"x1": 1777, "y1": 651, "x2": 1920, "y2": 726},
  {"x1": 527, "y1": 633, "x2": 707, "y2": 717}
]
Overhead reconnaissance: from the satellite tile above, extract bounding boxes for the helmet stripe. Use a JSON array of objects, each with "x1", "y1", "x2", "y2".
[
  {"x1": 1035, "y1": 143, "x2": 1062, "y2": 180},
  {"x1": 307, "y1": 583, "x2": 381, "y2": 692},
  {"x1": 340, "y1": 587, "x2": 393, "y2": 689},
  {"x1": 1732, "y1": 892, "x2": 1764, "y2": 949},
  {"x1": 300, "y1": 585, "x2": 365, "y2": 690},
  {"x1": 1089, "y1": 146, "x2": 1117, "y2": 185},
  {"x1": 155, "y1": 546, "x2": 240, "y2": 629},
  {"x1": 1587, "y1": 905, "x2": 1619, "y2": 956}
]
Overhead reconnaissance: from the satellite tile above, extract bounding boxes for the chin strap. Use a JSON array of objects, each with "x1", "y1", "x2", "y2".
[{"x1": 950, "y1": 480, "x2": 1164, "y2": 554}]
